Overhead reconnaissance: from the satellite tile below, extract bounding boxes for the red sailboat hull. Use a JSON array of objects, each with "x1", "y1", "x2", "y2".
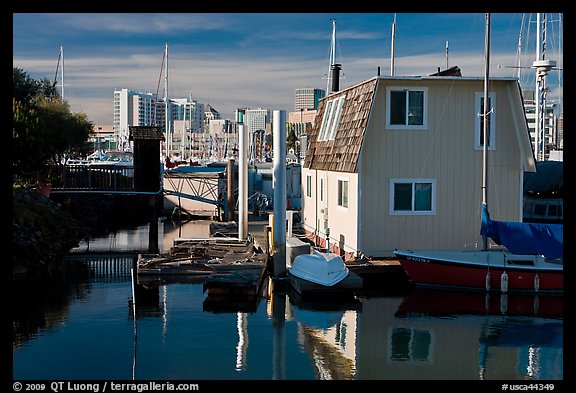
[{"x1": 394, "y1": 250, "x2": 563, "y2": 294}]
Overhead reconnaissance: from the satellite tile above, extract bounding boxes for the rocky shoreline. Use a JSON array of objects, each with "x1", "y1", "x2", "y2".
[
  {"x1": 12, "y1": 187, "x2": 155, "y2": 279},
  {"x1": 13, "y1": 187, "x2": 86, "y2": 279}
]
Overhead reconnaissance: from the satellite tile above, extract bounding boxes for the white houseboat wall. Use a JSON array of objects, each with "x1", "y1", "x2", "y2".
[{"x1": 301, "y1": 69, "x2": 535, "y2": 261}]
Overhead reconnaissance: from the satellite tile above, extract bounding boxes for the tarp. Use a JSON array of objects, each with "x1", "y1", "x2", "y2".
[{"x1": 480, "y1": 203, "x2": 563, "y2": 259}]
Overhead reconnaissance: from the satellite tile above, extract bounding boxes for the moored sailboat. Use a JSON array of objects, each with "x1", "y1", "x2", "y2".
[{"x1": 393, "y1": 14, "x2": 563, "y2": 295}]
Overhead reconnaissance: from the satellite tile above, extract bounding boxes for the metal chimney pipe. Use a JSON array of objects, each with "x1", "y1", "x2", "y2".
[{"x1": 331, "y1": 64, "x2": 341, "y2": 93}]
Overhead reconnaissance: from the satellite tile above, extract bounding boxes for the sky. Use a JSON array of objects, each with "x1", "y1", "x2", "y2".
[{"x1": 13, "y1": 12, "x2": 564, "y2": 125}]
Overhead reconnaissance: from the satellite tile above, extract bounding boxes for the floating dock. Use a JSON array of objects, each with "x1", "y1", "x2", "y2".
[
  {"x1": 137, "y1": 216, "x2": 411, "y2": 312},
  {"x1": 137, "y1": 237, "x2": 266, "y2": 277},
  {"x1": 137, "y1": 226, "x2": 270, "y2": 312}
]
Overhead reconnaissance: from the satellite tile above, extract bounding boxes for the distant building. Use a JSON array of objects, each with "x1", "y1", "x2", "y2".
[
  {"x1": 295, "y1": 87, "x2": 325, "y2": 111},
  {"x1": 522, "y1": 89, "x2": 561, "y2": 159},
  {"x1": 205, "y1": 104, "x2": 221, "y2": 122},
  {"x1": 114, "y1": 88, "x2": 206, "y2": 158},
  {"x1": 170, "y1": 98, "x2": 205, "y2": 160},
  {"x1": 89, "y1": 123, "x2": 116, "y2": 151},
  {"x1": 241, "y1": 108, "x2": 271, "y2": 162},
  {"x1": 114, "y1": 88, "x2": 162, "y2": 151}
]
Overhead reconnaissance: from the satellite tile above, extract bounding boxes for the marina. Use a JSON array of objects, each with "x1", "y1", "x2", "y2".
[{"x1": 13, "y1": 12, "x2": 565, "y2": 383}]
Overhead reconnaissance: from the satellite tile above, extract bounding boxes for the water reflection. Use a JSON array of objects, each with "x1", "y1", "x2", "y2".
[
  {"x1": 392, "y1": 287, "x2": 563, "y2": 381},
  {"x1": 296, "y1": 290, "x2": 563, "y2": 380},
  {"x1": 13, "y1": 220, "x2": 564, "y2": 381}
]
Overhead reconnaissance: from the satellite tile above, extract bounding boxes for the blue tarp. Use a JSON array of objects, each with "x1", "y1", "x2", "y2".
[{"x1": 480, "y1": 203, "x2": 563, "y2": 259}]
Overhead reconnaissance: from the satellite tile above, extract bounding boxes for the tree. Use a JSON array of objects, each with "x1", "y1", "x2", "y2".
[
  {"x1": 12, "y1": 67, "x2": 93, "y2": 181},
  {"x1": 286, "y1": 127, "x2": 298, "y2": 153},
  {"x1": 13, "y1": 67, "x2": 57, "y2": 106}
]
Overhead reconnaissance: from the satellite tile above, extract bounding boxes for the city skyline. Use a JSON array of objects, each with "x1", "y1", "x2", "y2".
[{"x1": 13, "y1": 12, "x2": 563, "y2": 125}]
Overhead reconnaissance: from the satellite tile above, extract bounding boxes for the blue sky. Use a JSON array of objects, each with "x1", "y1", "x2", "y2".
[{"x1": 13, "y1": 12, "x2": 563, "y2": 125}]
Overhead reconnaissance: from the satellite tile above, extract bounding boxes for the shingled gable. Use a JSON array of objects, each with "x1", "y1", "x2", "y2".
[{"x1": 303, "y1": 77, "x2": 378, "y2": 173}]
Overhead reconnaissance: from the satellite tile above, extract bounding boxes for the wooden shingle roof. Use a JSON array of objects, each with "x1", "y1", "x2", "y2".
[{"x1": 303, "y1": 78, "x2": 378, "y2": 173}]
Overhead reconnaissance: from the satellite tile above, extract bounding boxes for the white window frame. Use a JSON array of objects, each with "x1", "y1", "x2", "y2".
[
  {"x1": 318, "y1": 95, "x2": 346, "y2": 141},
  {"x1": 386, "y1": 87, "x2": 428, "y2": 130},
  {"x1": 474, "y1": 92, "x2": 496, "y2": 150},
  {"x1": 389, "y1": 178, "x2": 436, "y2": 215},
  {"x1": 337, "y1": 177, "x2": 349, "y2": 209}
]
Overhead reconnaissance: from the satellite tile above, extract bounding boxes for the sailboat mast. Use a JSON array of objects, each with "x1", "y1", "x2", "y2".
[
  {"x1": 53, "y1": 45, "x2": 64, "y2": 99},
  {"x1": 327, "y1": 18, "x2": 336, "y2": 93},
  {"x1": 60, "y1": 46, "x2": 64, "y2": 100},
  {"x1": 164, "y1": 42, "x2": 170, "y2": 158},
  {"x1": 481, "y1": 13, "x2": 491, "y2": 250},
  {"x1": 182, "y1": 98, "x2": 187, "y2": 160},
  {"x1": 390, "y1": 14, "x2": 396, "y2": 76}
]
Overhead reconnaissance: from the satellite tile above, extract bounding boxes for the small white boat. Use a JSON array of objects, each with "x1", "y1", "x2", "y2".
[{"x1": 289, "y1": 250, "x2": 349, "y2": 287}]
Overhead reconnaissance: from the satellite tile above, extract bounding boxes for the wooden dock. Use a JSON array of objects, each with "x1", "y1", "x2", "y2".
[
  {"x1": 137, "y1": 228, "x2": 270, "y2": 312},
  {"x1": 346, "y1": 258, "x2": 411, "y2": 295},
  {"x1": 137, "y1": 235, "x2": 266, "y2": 275},
  {"x1": 137, "y1": 215, "x2": 411, "y2": 311}
]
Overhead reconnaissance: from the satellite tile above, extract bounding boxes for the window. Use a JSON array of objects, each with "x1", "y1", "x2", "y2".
[
  {"x1": 474, "y1": 92, "x2": 496, "y2": 150},
  {"x1": 306, "y1": 175, "x2": 312, "y2": 198},
  {"x1": 318, "y1": 95, "x2": 346, "y2": 141},
  {"x1": 320, "y1": 178, "x2": 324, "y2": 202},
  {"x1": 386, "y1": 87, "x2": 428, "y2": 129},
  {"x1": 338, "y1": 178, "x2": 348, "y2": 208},
  {"x1": 390, "y1": 178, "x2": 435, "y2": 215}
]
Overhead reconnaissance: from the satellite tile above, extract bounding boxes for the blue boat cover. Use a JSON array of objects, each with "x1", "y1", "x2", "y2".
[{"x1": 480, "y1": 203, "x2": 563, "y2": 259}]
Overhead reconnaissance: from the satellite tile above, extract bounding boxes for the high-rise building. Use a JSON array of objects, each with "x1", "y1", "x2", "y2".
[
  {"x1": 522, "y1": 89, "x2": 560, "y2": 159},
  {"x1": 295, "y1": 88, "x2": 325, "y2": 111},
  {"x1": 113, "y1": 88, "x2": 161, "y2": 151},
  {"x1": 171, "y1": 98, "x2": 206, "y2": 159},
  {"x1": 114, "y1": 88, "x2": 206, "y2": 157},
  {"x1": 244, "y1": 108, "x2": 270, "y2": 136}
]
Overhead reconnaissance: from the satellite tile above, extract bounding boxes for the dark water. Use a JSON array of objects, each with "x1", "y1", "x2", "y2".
[{"x1": 12, "y1": 220, "x2": 564, "y2": 381}]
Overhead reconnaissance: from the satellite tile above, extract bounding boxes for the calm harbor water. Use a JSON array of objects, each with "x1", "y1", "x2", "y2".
[{"x1": 12, "y1": 219, "x2": 564, "y2": 382}]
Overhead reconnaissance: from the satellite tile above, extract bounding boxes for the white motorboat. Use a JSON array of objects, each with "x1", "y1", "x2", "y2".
[{"x1": 289, "y1": 250, "x2": 349, "y2": 287}]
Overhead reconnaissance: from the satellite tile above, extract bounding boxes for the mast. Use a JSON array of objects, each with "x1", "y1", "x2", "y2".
[
  {"x1": 326, "y1": 18, "x2": 336, "y2": 93},
  {"x1": 481, "y1": 13, "x2": 491, "y2": 251},
  {"x1": 164, "y1": 42, "x2": 170, "y2": 158},
  {"x1": 390, "y1": 14, "x2": 396, "y2": 76},
  {"x1": 534, "y1": 13, "x2": 542, "y2": 161},
  {"x1": 182, "y1": 97, "x2": 187, "y2": 160},
  {"x1": 445, "y1": 40, "x2": 449, "y2": 69},
  {"x1": 53, "y1": 45, "x2": 64, "y2": 99},
  {"x1": 533, "y1": 13, "x2": 556, "y2": 161},
  {"x1": 60, "y1": 46, "x2": 64, "y2": 100}
]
